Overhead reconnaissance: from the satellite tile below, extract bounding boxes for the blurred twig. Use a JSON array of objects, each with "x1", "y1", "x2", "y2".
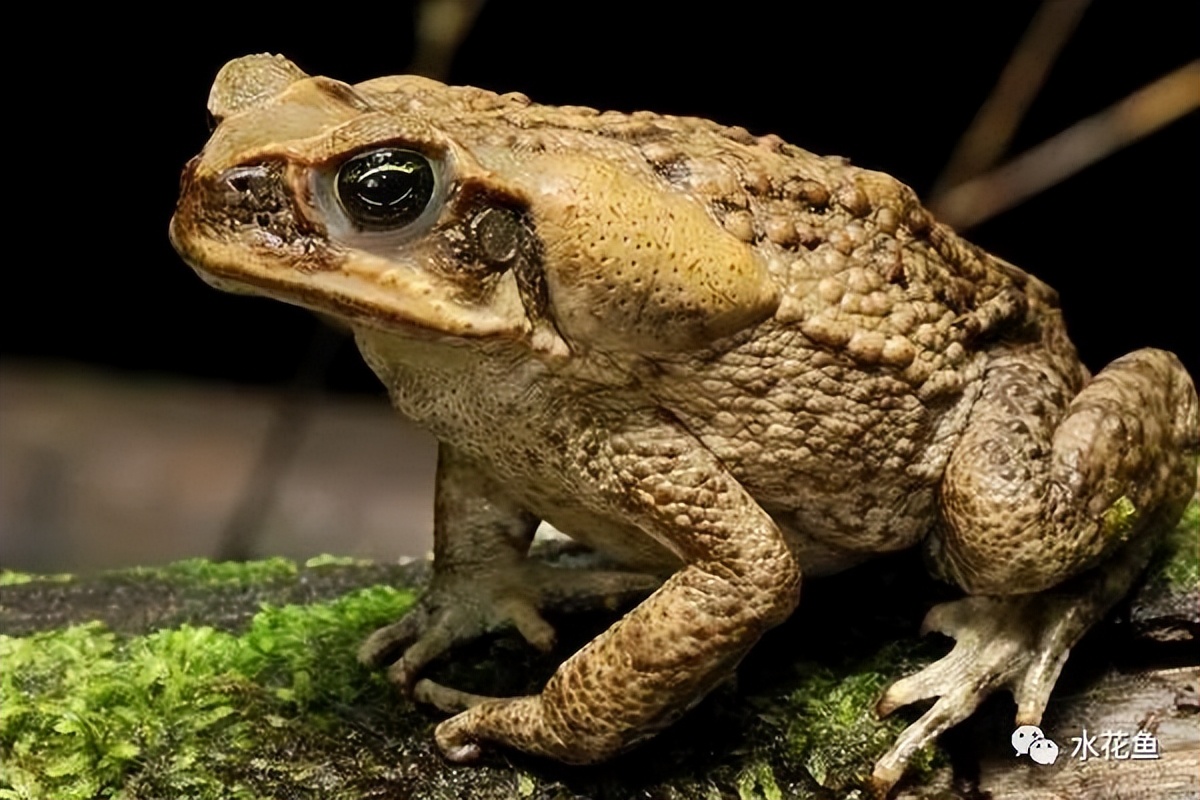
[
  {"x1": 216, "y1": 324, "x2": 344, "y2": 561},
  {"x1": 930, "y1": 0, "x2": 1092, "y2": 199},
  {"x1": 410, "y1": 0, "x2": 487, "y2": 79},
  {"x1": 931, "y1": 61, "x2": 1200, "y2": 230}
]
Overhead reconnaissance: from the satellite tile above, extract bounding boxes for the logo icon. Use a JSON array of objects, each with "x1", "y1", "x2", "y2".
[
  {"x1": 1012, "y1": 724, "x2": 1059, "y2": 765},
  {"x1": 1012, "y1": 725, "x2": 1043, "y2": 756},
  {"x1": 1029, "y1": 737, "x2": 1060, "y2": 765}
]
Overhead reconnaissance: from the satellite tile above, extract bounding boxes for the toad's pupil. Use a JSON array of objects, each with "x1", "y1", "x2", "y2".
[{"x1": 336, "y1": 149, "x2": 435, "y2": 230}]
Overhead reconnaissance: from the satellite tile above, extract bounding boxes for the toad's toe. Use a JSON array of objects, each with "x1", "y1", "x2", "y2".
[{"x1": 872, "y1": 593, "x2": 1074, "y2": 794}]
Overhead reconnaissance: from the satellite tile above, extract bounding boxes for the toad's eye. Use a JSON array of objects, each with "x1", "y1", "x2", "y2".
[{"x1": 335, "y1": 148, "x2": 436, "y2": 230}]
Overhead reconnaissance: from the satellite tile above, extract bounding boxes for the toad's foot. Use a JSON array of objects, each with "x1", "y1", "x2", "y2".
[
  {"x1": 359, "y1": 562, "x2": 659, "y2": 691},
  {"x1": 870, "y1": 594, "x2": 1069, "y2": 793},
  {"x1": 870, "y1": 535, "x2": 1156, "y2": 796}
]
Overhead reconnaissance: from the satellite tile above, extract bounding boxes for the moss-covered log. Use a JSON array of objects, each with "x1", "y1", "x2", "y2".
[{"x1": 2, "y1": 501, "x2": 1196, "y2": 800}]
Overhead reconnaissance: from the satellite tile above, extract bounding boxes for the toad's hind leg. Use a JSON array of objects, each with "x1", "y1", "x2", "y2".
[{"x1": 873, "y1": 347, "x2": 1198, "y2": 793}]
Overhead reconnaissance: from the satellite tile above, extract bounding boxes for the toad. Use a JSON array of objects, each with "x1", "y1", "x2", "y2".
[{"x1": 169, "y1": 55, "x2": 1198, "y2": 792}]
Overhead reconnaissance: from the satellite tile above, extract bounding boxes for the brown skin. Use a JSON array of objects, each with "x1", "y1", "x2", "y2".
[{"x1": 171, "y1": 55, "x2": 1198, "y2": 794}]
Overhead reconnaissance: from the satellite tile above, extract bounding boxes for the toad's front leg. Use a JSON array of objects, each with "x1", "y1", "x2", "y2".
[
  {"x1": 429, "y1": 414, "x2": 802, "y2": 763},
  {"x1": 359, "y1": 443, "x2": 661, "y2": 688}
]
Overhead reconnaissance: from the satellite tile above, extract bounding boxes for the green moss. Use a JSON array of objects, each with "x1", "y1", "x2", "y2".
[
  {"x1": 1100, "y1": 495, "x2": 1139, "y2": 543},
  {"x1": 0, "y1": 570, "x2": 72, "y2": 586},
  {"x1": 0, "y1": 582, "x2": 414, "y2": 799},
  {"x1": 1156, "y1": 497, "x2": 1199, "y2": 590},
  {"x1": 122, "y1": 556, "x2": 299, "y2": 586},
  {"x1": 238, "y1": 585, "x2": 412, "y2": 709},
  {"x1": 776, "y1": 642, "x2": 943, "y2": 792},
  {"x1": 304, "y1": 554, "x2": 374, "y2": 569},
  {"x1": 736, "y1": 761, "x2": 783, "y2": 800},
  {"x1": 1, "y1": 555, "x2": 366, "y2": 590}
]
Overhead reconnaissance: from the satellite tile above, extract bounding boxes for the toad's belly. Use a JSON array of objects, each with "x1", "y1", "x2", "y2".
[
  {"x1": 649, "y1": 332, "x2": 983, "y2": 555},
  {"x1": 527, "y1": 492, "x2": 877, "y2": 577},
  {"x1": 664, "y1": 414, "x2": 952, "y2": 556},
  {"x1": 519, "y1": 431, "x2": 945, "y2": 573}
]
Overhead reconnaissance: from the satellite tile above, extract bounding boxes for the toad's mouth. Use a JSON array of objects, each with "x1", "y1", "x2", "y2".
[
  {"x1": 170, "y1": 216, "x2": 527, "y2": 341},
  {"x1": 168, "y1": 160, "x2": 532, "y2": 342}
]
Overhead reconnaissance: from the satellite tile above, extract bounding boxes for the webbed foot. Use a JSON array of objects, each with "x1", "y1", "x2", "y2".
[
  {"x1": 870, "y1": 592, "x2": 1089, "y2": 794},
  {"x1": 359, "y1": 562, "x2": 659, "y2": 693}
]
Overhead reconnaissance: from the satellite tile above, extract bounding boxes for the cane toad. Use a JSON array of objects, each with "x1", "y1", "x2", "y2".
[{"x1": 169, "y1": 55, "x2": 1199, "y2": 793}]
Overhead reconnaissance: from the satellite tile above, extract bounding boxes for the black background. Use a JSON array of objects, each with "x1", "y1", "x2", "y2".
[{"x1": 4, "y1": 1, "x2": 1196, "y2": 391}]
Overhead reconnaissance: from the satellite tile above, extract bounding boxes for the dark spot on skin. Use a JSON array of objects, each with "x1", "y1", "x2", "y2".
[
  {"x1": 882, "y1": 256, "x2": 907, "y2": 288},
  {"x1": 711, "y1": 199, "x2": 745, "y2": 216},
  {"x1": 470, "y1": 208, "x2": 523, "y2": 265},
  {"x1": 907, "y1": 208, "x2": 932, "y2": 235},
  {"x1": 934, "y1": 277, "x2": 977, "y2": 315},
  {"x1": 652, "y1": 158, "x2": 691, "y2": 185},
  {"x1": 787, "y1": 179, "x2": 831, "y2": 210},
  {"x1": 796, "y1": 224, "x2": 822, "y2": 249}
]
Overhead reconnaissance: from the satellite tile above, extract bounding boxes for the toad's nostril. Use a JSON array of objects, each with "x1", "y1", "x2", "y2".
[{"x1": 225, "y1": 165, "x2": 272, "y2": 194}]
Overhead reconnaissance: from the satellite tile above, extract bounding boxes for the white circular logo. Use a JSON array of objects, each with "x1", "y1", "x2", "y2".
[{"x1": 1012, "y1": 724, "x2": 1044, "y2": 756}]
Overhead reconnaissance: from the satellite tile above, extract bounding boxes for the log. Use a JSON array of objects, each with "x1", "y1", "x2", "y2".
[{"x1": 1, "y1": 501, "x2": 1195, "y2": 800}]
